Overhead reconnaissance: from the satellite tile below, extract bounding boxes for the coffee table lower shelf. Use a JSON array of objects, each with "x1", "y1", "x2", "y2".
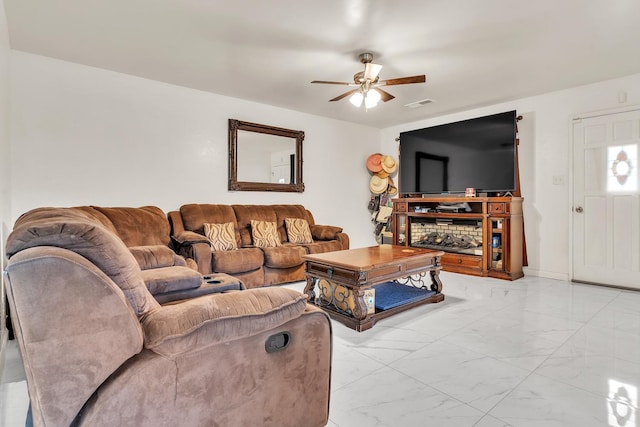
[{"x1": 310, "y1": 286, "x2": 445, "y2": 332}]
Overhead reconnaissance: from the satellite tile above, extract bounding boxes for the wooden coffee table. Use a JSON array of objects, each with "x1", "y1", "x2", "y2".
[{"x1": 303, "y1": 245, "x2": 444, "y2": 331}]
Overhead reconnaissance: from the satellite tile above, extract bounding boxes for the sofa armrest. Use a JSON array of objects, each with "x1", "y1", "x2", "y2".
[
  {"x1": 173, "y1": 230, "x2": 210, "y2": 246},
  {"x1": 140, "y1": 287, "x2": 307, "y2": 357},
  {"x1": 336, "y1": 232, "x2": 350, "y2": 250},
  {"x1": 310, "y1": 224, "x2": 343, "y2": 241},
  {"x1": 173, "y1": 241, "x2": 212, "y2": 274},
  {"x1": 129, "y1": 245, "x2": 182, "y2": 270}
]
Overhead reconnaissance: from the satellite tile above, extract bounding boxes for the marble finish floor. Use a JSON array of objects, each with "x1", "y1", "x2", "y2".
[{"x1": 2, "y1": 272, "x2": 639, "y2": 426}]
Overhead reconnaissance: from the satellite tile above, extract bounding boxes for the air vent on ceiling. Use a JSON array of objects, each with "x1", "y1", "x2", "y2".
[{"x1": 404, "y1": 98, "x2": 435, "y2": 109}]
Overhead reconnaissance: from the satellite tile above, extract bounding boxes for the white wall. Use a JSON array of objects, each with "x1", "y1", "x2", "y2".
[
  {"x1": 0, "y1": 1, "x2": 9, "y2": 234},
  {"x1": 10, "y1": 51, "x2": 380, "y2": 248},
  {"x1": 381, "y1": 73, "x2": 640, "y2": 280},
  {"x1": 0, "y1": 0, "x2": 10, "y2": 374}
]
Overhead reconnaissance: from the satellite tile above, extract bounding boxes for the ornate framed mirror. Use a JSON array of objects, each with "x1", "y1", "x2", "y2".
[{"x1": 228, "y1": 119, "x2": 305, "y2": 192}]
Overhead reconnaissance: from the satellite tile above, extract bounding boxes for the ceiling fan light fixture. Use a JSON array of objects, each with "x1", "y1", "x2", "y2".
[
  {"x1": 364, "y1": 89, "x2": 381, "y2": 109},
  {"x1": 313, "y1": 52, "x2": 426, "y2": 109},
  {"x1": 349, "y1": 91, "x2": 364, "y2": 107}
]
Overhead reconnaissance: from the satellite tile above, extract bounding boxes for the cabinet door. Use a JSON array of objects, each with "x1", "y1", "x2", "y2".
[
  {"x1": 393, "y1": 214, "x2": 407, "y2": 245},
  {"x1": 489, "y1": 217, "x2": 507, "y2": 271}
]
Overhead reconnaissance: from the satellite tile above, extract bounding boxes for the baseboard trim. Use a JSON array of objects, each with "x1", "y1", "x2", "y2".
[{"x1": 522, "y1": 267, "x2": 569, "y2": 282}]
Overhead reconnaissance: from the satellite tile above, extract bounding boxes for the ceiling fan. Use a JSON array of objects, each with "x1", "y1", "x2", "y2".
[{"x1": 311, "y1": 53, "x2": 426, "y2": 109}]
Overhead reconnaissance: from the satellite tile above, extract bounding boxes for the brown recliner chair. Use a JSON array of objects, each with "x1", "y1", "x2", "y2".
[
  {"x1": 78, "y1": 206, "x2": 212, "y2": 303},
  {"x1": 5, "y1": 207, "x2": 332, "y2": 427}
]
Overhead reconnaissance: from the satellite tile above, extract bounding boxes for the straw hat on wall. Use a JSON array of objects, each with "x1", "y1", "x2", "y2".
[
  {"x1": 369, "y1": 175, "x2": 388, "y2": 194},
  {"x1": 387, "y1": 177, "x2": 398, "y2": 196},
  {"x1": 381, "y1": 155, "x2": 397, "y2": 174},
  {"x1": 366, "y1": 153, "x2": 383, "y2": 173}
]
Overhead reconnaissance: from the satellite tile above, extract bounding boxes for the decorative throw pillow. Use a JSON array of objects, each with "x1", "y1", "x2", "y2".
[
  {"x1": 250, "y1": 220, "x2": 281, "y2": 247},
  {"x1": 204, "y1": 222, "x2": 238, "y2": 251},
  {"x1": 285, "y1": 218, "x2": 313, "y2": 244}
]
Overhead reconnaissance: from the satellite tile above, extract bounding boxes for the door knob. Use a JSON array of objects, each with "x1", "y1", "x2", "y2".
[{"x1": 575, "y1": 206, "x2": 584, "y2": 213}]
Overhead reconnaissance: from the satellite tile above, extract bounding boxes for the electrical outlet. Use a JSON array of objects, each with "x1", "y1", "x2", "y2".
[{"x1": 552, "y1": 175, "x2": 565, "y2": 185}]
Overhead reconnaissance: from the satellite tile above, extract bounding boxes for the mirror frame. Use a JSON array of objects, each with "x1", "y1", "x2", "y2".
[{"x1": 228, "y1": 119, "x2": 305, "y2": 192}]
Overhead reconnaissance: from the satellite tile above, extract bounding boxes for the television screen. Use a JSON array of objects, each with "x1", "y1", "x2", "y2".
[{"x1": 399, "y1": 111, "x2": 517, "y2": 195}]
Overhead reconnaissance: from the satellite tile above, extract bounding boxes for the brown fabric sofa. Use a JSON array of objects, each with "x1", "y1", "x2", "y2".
[
  {"x1": 25, "y1": 206, "x2": 222, "y2": 303},
  {"x1": 169, "y1": 204, "x2": 349, "y2": 288},
  {"x1": 5, "y1": 207, "x2": 332, "y2": 427}
]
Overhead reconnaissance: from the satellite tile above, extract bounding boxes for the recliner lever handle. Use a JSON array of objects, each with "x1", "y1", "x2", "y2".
[{"x1": 265, "y1": 331, "x2": 291, "y2": 353}]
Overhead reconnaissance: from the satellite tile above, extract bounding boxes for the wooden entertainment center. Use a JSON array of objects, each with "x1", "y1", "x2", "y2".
[{"x1": 391, "y1": 196, "x2": 523, "y2": 280}]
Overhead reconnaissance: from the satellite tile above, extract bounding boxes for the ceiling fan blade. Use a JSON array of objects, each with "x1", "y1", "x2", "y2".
[
  {"x1": 311, "y1": 80, "x2": 353, "y2": 85},
  {"x1": 378, "y1": 75, "x2": 426, "y2": 86},
  {"x1": 363, "y1": 63, "x2": 383, "y2": 81},
  {"x1": 374, "y1": 88, "x2": 395, "y2": 102},
  {"x1": 329, "y1": 88, "x2": 360, "y2": 102}
]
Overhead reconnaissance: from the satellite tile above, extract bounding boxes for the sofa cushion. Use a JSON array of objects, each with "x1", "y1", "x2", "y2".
[
  {"x1": 129, "y1": 245, "x2": 180, "y2": 270},
  {"x1": 232, "y1": 205, "x2": 278, "y2": 247},
  {"x1": 301, "y1": 240, "x2": 344, "y2": 254},
  {"x1": 93, "y1": 206, "x2": 171, "y2": 247},
  {"x1": 141, "y1": 266, "x2": 204, "y2": 295},
  {"x1": 250, "y1": 220, "x2": 281, "y2": 247},
  {"x1": 284, "y1": 218, "x2": 313, "y2": 244},
  {"x1": 179, "y1": 204, "x2": 241, "y2": 245},
  {"x1": 261, "y1": 245, "x2": 306, "y2": 269},
  {"x1": 204, "y1": 222, "x2": 238, "y2": 251},
  {"x1": 212, "y1": 247, "x2": 264, "y2": 274}
]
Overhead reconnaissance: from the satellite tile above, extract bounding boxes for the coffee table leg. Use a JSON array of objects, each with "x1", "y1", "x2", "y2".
[
  {"x1": 352, "y1": 289, "x2": 368, "y2": 320},
  {"x1": 304, "y1": 277, "x2": 316, "y2": 302},
  {"x1": 430, "y1": 269, "x2": 443, "y2": 293}
]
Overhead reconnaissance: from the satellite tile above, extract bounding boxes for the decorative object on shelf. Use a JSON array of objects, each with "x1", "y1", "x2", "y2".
[{"x1": 465, "y1": 187, "x2": 476, "y2": 197}]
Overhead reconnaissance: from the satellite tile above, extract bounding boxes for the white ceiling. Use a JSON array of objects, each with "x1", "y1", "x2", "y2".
[{"x1": 5, "y1": 0, "x2": 640, "y2": 128}]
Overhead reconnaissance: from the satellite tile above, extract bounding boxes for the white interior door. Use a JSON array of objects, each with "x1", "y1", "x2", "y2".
[{"x1": 572, "y1": 108, "x2": 640, "y2": 289}]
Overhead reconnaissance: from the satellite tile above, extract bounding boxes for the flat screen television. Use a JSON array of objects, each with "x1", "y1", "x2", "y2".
[{"x1": 398, "y1": 110, "x2": 517, "y2": 196}]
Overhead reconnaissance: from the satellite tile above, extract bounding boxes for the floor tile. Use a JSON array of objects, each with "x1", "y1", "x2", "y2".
[
  {"x1": 329, "y1": 366, "x2": 484, "y2": 427},
  {"x1": 473, "y1": 414, "x2": 514, "y2": 427},
  {"x1": 553, "y1": 323, "x2": 640, "y2": 364},
  {"x1": 334, "y1": 324, "x2": 436, "y2": 365},
  {"x1": 441, "y1": 320, "x2": 563, "y2": 371},
  {"x1": 535, "y1": 351, "x2": 640, "y2": 400},
  {"x1": 0, "y1": 341, "x2": 26, "y2": 383},
  {"x1": 0, "y1": 381, "x2": 29, "y2": 427},
  {"x1": 390, "y1": 340, "x2": 530, "y2": 412},
  {"x1": 330, "y1": 338, "x2": 387, "y2": 391},
  {"x1": 490, "y1": 373, "x2": 615, "y2": 427}
]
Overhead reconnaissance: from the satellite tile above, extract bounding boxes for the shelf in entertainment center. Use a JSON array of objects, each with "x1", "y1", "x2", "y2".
[
  {"x1": 392, "y1": 196, "x2": 523, "y2": 280},
  {"x1": 413, "y1": 243, "x2": 482, "y2": 256},
  {"x1": 407, "y1": 212, "x2": 483, "y2": 219}
]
